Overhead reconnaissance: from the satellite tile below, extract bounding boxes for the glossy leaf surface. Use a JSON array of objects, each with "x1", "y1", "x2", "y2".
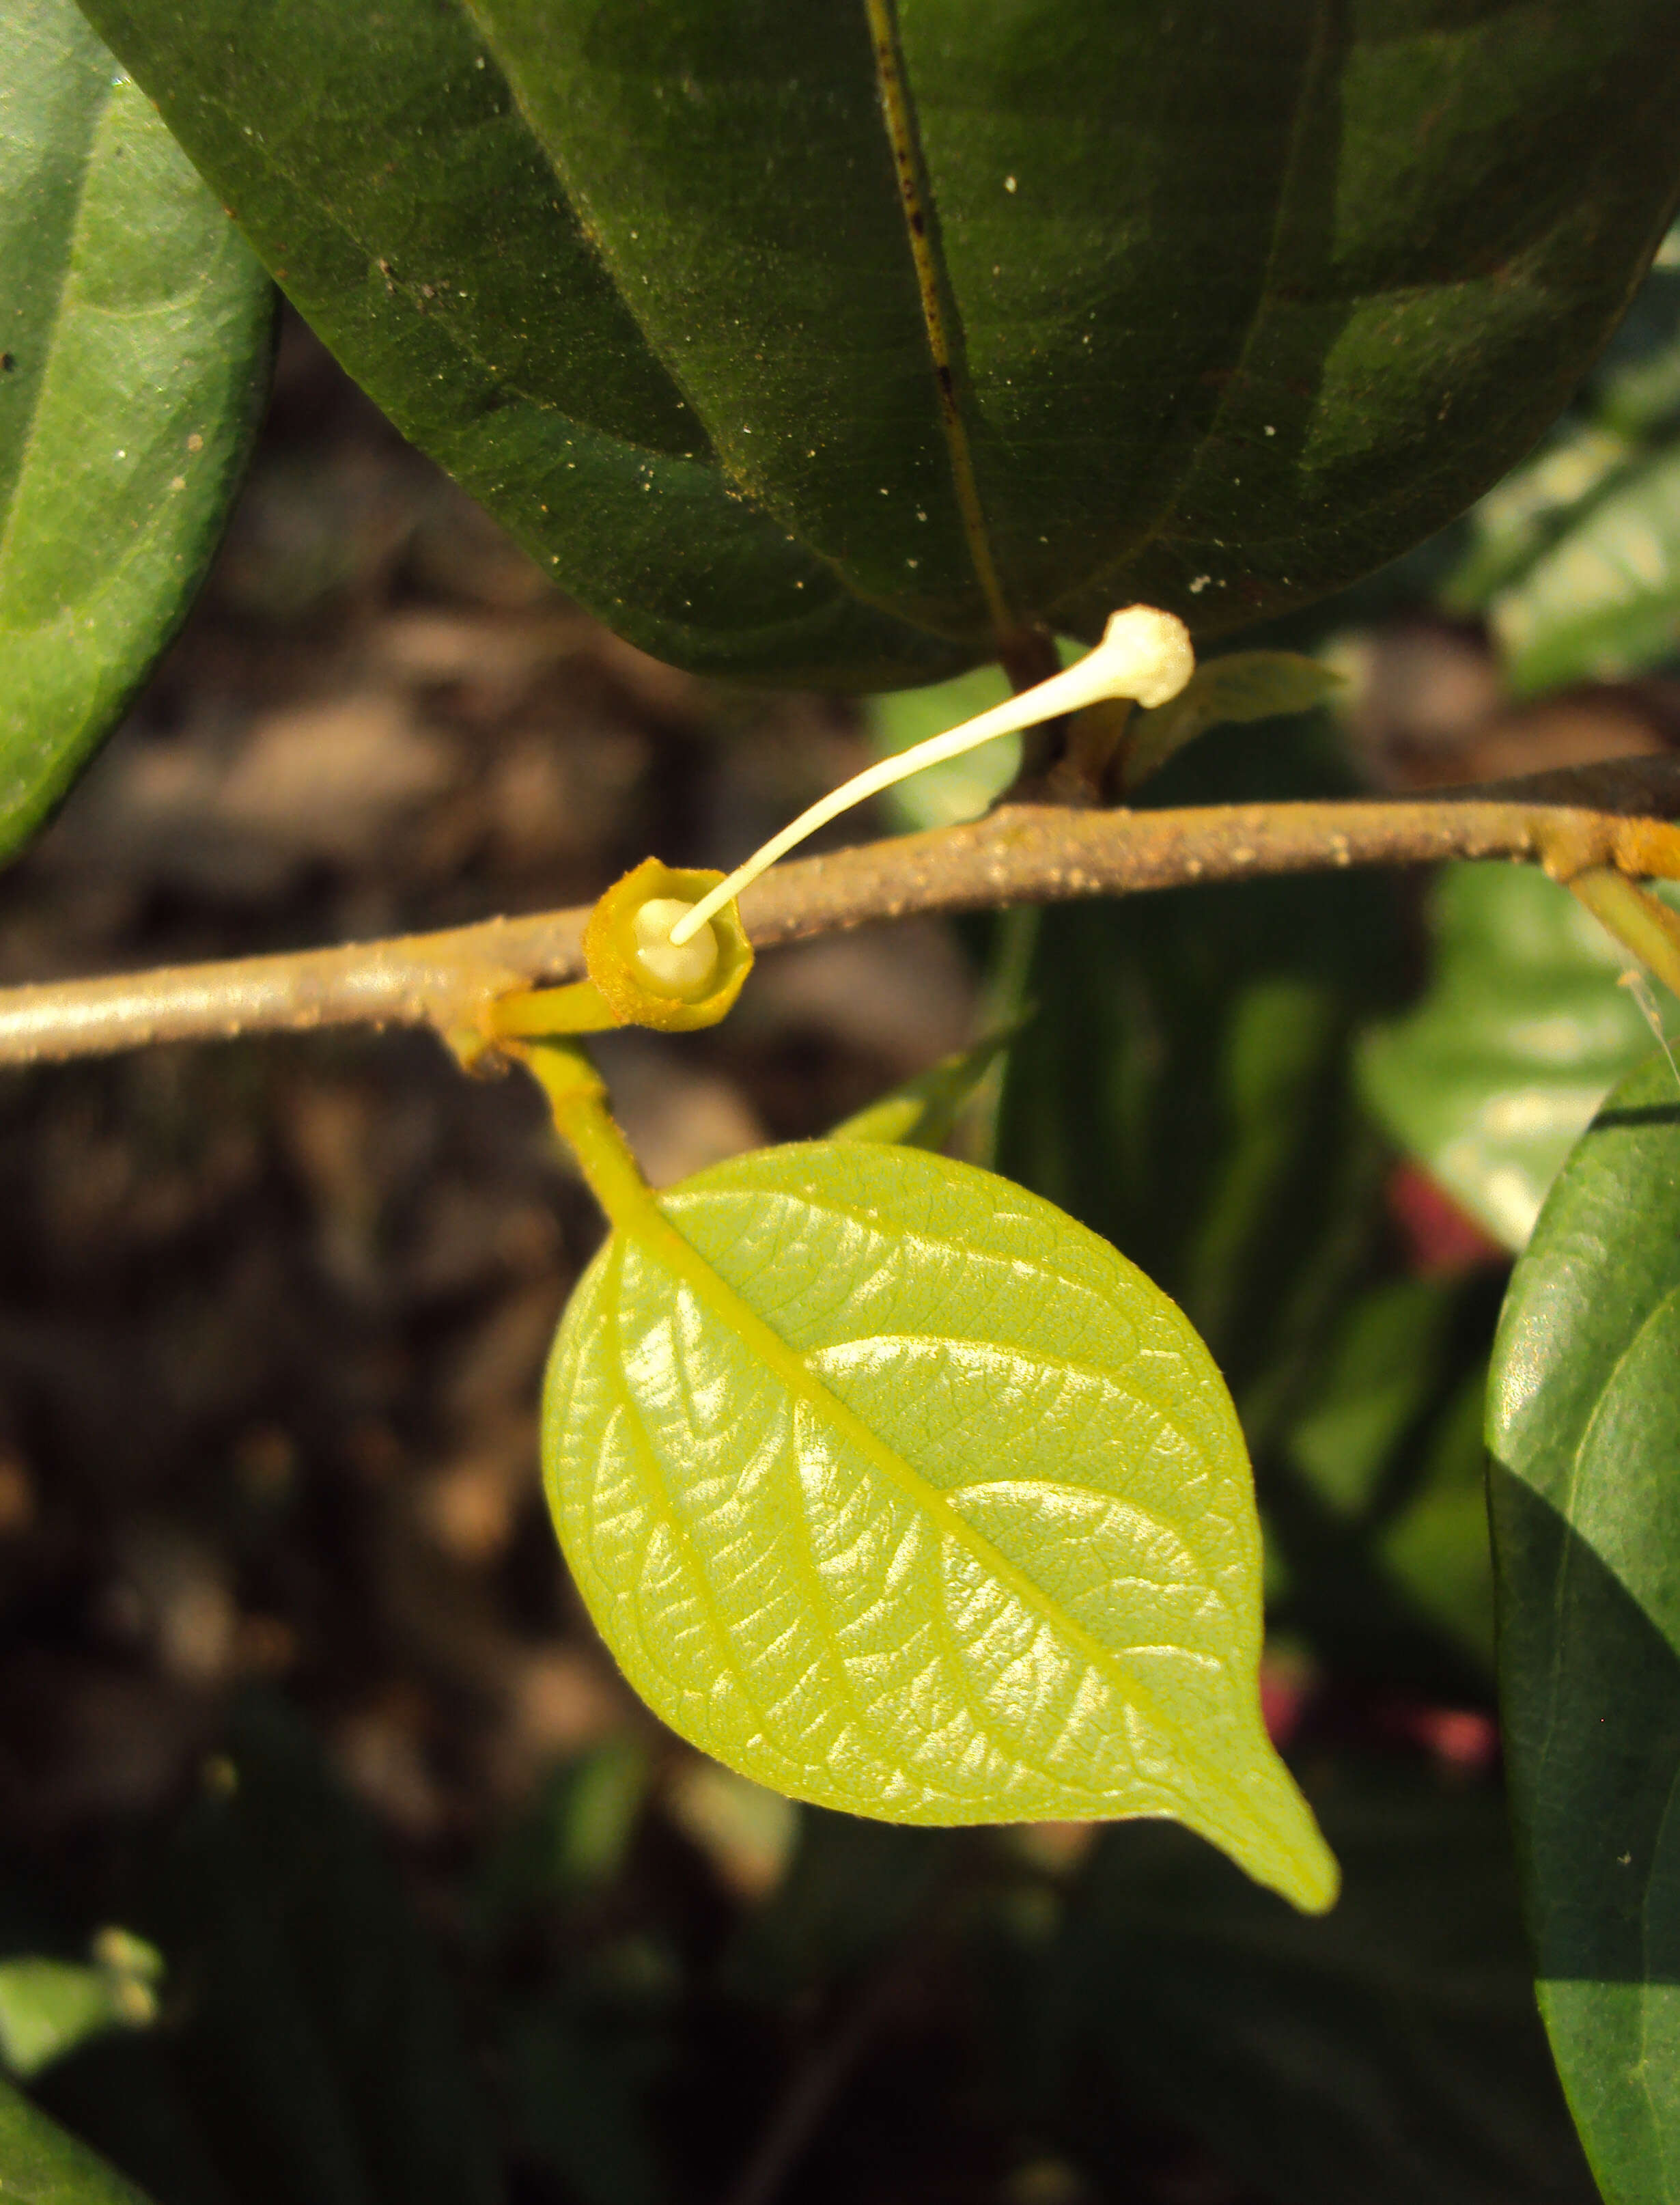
[
  {"x1": 77, "y1": 0, "x2": 1680, "y2": 689},
  {"x1": 1488, "y1": 1055, "x2": 1680, "y2": 2205},
  {"x1": 0, "y1": 0, "x2": 271, "y2": 859},
  {"x1": 994, "y1": 716, "x2": 1504, "y2": 1689},
  {"x1": 1445, "y1": 227, "x2": 1680, "y2": 690},
  {"x1": 1485, "y1": 443, "x2": 1680, "y2": 692},
  {"x1": 543, "y1": 1138, "x2": 1336, "y2": 1913},
  {"x1": 1360, "y1": 863, "x2": 1679, "y2": 1251}
]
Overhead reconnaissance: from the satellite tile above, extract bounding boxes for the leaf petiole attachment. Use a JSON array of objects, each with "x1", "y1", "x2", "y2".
[
  {"x1": 1567, "y1": 865, "x2": 1680, "y2": 1005},
  {"x1": 519, "y1": 1038, "x2": 661, "y2": 1238},
  {"x1": 489, "y1": 858, "x2": 755, "y2": 1046}
]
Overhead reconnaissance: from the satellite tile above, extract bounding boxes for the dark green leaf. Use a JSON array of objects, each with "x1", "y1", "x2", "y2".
[
  {"x1": 1, "y1": 0, "x2": 271, "y2": 859},
  {"x1": 1377, "y1": 1368, "x2": 1495, "y2": 1668},
  {"x1": 501, "y1": 1998, "x2": 669, "y2": 2205},
  {"x1": 1360, "y1": 863, "x2": 1679, "y2": 1251},
  {"x1": 1487, "y1": 1053, "x2": 1680, "y2": 2205},
  {"x1": 997, "y1": 718, "x2": 1401, "y2": 1412},
  {"x1": 76, "y1": 0, "x2": 1680, "y2": 687},
  {"x1": 544, "y1": 1137, "x2": 1338, "y2": 1911},
  {"x1": 1037, "y1": 1763, "x2": 1596, "y2": 2205},
  {"x1": 0, "y1": 2077, "x2": 157, "y2": 2204}
]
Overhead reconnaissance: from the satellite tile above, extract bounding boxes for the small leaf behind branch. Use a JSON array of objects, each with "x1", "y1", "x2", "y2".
[
  {"x1": 827, "y1": 1023, "x2": 1021, "y2": 1151},
  {"x1": 1123, "y1": 651, "x2": 1343, "y2": 792},
  {"x1": 543, "y1": 1139, "x2": 1336, "y2": 1914}
]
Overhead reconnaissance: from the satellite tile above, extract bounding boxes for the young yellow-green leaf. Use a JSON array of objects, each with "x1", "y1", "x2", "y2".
[
  {"x1": 867, "y1": 661, "x2": 1022, "y2": 830},
  {"x1": 827, "y1": 1024, "x2": 1018, "y2": 1151},
  {"x1": 0, "y1": 0, "x2": 272, "y2": 860},
  {"x1": 543, "y1": 1139, "x2": 1337, "y2": 1915},
  {"x1": 0, "y1": 1937, "x2": 159, "y2": 2080},
  {"x1": 1122, "y1": 651, "x2": 1343, "y2": 792},
  {"x1": 1487, "y1": 1055, "x2": 1680, "y2": 2205},
  {"x1": 1360, "y1": 863, "x2": 1679, "y2": 1251}
]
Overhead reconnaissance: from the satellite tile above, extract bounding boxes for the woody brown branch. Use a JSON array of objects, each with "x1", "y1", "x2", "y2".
[{"x1": 3, "y1": 754, "x2": 1679, "y2": 1068}]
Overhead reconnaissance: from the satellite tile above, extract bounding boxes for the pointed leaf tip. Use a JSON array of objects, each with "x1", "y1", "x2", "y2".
[{"x1": 543, "y1": 1139, "x2": 1336, "y2": 1913}]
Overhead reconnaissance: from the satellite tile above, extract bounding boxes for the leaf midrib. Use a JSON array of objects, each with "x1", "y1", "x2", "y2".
[
  {"x1": 623, "y1": 1190, "x2": 1280, "y2": 1840},
  {"x1": 863, "y1": 0, "x2": 1012, "y2": 648}
]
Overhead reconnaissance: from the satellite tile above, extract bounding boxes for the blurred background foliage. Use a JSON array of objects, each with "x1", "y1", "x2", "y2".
[{"x1": 4, "y1": 217, "x2": 1680, "y2": 2205}]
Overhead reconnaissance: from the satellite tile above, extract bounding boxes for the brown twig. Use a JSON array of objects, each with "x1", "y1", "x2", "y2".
[{"x1": 3, "y1": 756, "x2": 1680, "y2": 1068}]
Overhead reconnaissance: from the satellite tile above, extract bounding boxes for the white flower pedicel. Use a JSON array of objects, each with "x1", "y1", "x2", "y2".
[{"x1": 664, "y1": 605, "x2": 1196, "y2": 951}]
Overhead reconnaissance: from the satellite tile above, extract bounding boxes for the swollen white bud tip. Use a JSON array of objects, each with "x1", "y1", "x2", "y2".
[
  {"x1": 1095, "y1": 605, "x2": 1194, "y2": 709},
  {"x1": 632, "y1": 897, "x2": 718, "y2": 993}
]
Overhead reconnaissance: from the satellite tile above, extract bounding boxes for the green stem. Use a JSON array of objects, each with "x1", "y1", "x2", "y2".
[
  {"x1": 490, "y1": 978, "x2": 617, "y2": 1038},
  {"x1": 1568, "y1": 868, "x2": 1680, "y2": 1003},
  {"x1": 521, "y1": 1041, "x2": 661, "y2": 1234}
]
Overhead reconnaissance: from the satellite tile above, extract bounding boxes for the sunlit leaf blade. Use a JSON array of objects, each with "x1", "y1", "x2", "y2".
[
  {"x1": 77, "y1": 0, "x2": 1680, "y2": 687},
  {"x1": 0, "y1": 0, "x2": 271, "y2": 861},
  {"x1": 544, "y1": 1139, "x2": 1336, "y2": 1914},
  {"x1": 1359, "y1": 864, "x2": 1679, "y2": 1252},
  {"x1": 0, "y1": 2076, "x2": 156, "y2": 2203},
  {"x1": 1484, "y1": 439, "x2": 1680, "y2": 691},
  {"x1": 1487, "y1": 1055, "x2": 1680, "y2": 2205},
  {"x1": 1441, "y1": 421, "x2": 1638, "y2": 618},
  {"x1": 1442, "y1": 222, "x2": 1680, "y2": 688}
]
